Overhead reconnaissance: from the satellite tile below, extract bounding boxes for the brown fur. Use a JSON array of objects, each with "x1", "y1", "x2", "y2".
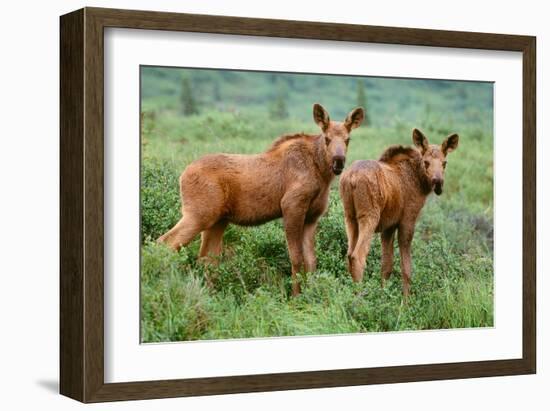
[
  {"x1": 339, "y1": 128, "x2": 459, "y2": 299},
  {"x1": 158, "y1": 104, "x2": 365, "y2": 295}
]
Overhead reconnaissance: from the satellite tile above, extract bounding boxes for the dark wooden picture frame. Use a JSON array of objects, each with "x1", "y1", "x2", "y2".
[{"x1": 60, "y1": 7, "x2": 536, "y2": 403}]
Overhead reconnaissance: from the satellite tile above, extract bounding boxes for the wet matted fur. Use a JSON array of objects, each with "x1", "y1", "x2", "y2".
[
  {"x1": 339, "y1": 128, "x2": 459, "y2": 299},
  {"x1": 158, "y1": 104, "x2": 364, "y2": 295}
]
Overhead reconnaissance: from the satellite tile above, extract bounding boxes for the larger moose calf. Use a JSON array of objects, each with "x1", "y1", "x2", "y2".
[
  {"x1": 339, "y1": 128, "x2": 459, "y2": 299},
  {"x1": 158, "y1": 104, "x2": 365, "y2": 295}
]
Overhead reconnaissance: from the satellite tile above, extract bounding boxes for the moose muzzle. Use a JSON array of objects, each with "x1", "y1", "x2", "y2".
[
  {"x1": 332, "y1": 155, "x2": 345, "y2": 175},
  {"x1": 432, "y1": 177, "x2": 444, "y2": 195}
]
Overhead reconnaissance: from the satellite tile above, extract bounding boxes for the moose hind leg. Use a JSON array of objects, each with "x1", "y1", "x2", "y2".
[
  {"x1": 349, "y1": 216, "x2": 377, "y2": 283},
  {"x1": 381, "y1": 227, "x2": 396, "y2": 286},
  {"x1": 199, "y1": 220, "x2": 228, "y2": 263},
  {"x1": 157, "y1": 216, "x2": 204, "y2": 251},
  {"x1": 344, "y1": 216, "x2": 358, "y2": 274}
]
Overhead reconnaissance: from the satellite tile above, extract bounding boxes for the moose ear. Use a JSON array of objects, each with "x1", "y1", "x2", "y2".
[
  {"x1": 344, "y1": 107, "x2": 365, "y2": 131},
  {"x1": 313, "y1": 103, "x2": 330, "y2": 131},
  {"x1": 442, "y1": 133, "x2": 459, "y2": 155},
  {"x1": 412, "y1": 128, "x2": 429, "y2": 153}
]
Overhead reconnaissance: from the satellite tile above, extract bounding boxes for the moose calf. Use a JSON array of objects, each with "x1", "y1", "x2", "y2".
[
  {"x1": 339, "y1": 128, "x2": 459, "y2": 299},
  {"x1": 158, "y1": 104, "x2": 365, "y2": 295}
]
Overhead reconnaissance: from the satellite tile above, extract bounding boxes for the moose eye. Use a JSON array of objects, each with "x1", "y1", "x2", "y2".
[
  {"x1": 443, "y1": 161, "x2": 447, "y2": 168},
  {"x1": 424, "y1": 161, "x2": 430, "y2": 169},
  {"x1": 325, "y1": 137, "x2": 331, "y2": 146}
]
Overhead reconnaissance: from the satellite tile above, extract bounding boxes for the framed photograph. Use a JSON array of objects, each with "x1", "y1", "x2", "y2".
[{"x1": 60, "y1": 7, "x2": 536, "y2": 403}]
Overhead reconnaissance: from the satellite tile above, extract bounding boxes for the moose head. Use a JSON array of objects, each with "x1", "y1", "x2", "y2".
[
  {"x1": 313, "y1": 103, "x2": 365, "y2": 175},
  {"x1": 412, "y1": 128, "x2": 459, "y2": 195}
]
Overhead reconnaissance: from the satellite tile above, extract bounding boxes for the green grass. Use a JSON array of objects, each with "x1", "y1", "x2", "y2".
[
  {"x1": 140, "y1": 111, "x2": 494, "y2": 343},
  {"x1": 141, "y1": 194, "x2": 493, "y2": 342}
]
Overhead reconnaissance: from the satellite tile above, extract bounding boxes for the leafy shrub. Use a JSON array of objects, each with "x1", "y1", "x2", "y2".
[
  {"x1": 141, "y1": 159, "x2": 181, "y2": 242},
  {"x1": 141, "y1": 243, "x2": 213, "y2": 342},
  {"x1": 140, "y1": 189, "x2": 493, "y2": 341}
]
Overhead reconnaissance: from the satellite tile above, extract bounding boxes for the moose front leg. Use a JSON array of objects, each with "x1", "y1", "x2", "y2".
[
  {"x1": 397, "y1": 225, "x2": 415, "y2": 301},
  {"x1": 281, "y1": 193, "x2": 309, "y2": 296},
  {"x1": 302, "y1": 219, "x2": 319, "y2": 273},
  {"x1": 283, "y1": 220, "x2": 305, "y2": 296}
]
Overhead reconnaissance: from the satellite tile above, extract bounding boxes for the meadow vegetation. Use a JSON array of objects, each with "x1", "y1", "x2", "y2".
[{"x1": 140, "y1": 67, "x2": 494, "y2": 342}]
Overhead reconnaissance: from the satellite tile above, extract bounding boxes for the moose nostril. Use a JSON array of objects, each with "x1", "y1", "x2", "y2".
[
  {"x1": 333, "y1": 155, "x2": 345, "y2": 164},
  {"x1": 432, "y1": 178, "x2": 442, "y2": 186}
]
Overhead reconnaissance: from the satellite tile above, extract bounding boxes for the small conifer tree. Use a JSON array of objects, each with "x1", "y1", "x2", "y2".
[{"x1": 180, "y1": 77, "x2": 198, "y2": 115}]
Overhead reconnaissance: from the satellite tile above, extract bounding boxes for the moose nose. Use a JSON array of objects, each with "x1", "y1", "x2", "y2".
[{"x1": 432, "y1": 177, "x2": 443, "y2": 186}]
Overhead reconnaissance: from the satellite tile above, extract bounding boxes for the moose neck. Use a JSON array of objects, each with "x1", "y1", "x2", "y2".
[
  {"x1": 406, "y1": 155, "x2": 433, "y2": 197},
  {"x1": 314, "y1": 135, "x2": 336, "y2": 183}
]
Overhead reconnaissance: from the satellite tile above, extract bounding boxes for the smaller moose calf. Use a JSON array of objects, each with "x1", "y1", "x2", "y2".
[{"x1": 339, "y1": 129, "x2": 459, "y2": 299}]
